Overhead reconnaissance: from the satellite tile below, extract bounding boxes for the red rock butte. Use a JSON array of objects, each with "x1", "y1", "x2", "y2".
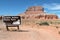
[
  {"x1": 19, "y1": 6, "x2": 58, "y2": 19},
  {"x1": 25, "y1": 6, "x2": 44, "y2": 14}
]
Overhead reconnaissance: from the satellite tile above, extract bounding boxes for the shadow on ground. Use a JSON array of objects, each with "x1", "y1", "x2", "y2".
[{"x1": 7, "y1": 30, "x2": 29, "y2": 32}]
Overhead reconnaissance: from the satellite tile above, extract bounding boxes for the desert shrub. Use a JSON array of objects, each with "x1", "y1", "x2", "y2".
[
  {"x1": 0, "y1": 28, "x2": 1, "y2": 30},
  {"x1": 37, "y1": 21, "x2": 49, "y2": 26},
  {"x1": 49, "y1": 21, "x2": 53, "y2": 24},
  {"x1": 58, "y1": 31, "x2": 60, "y2": 34},
  {"x1": 55, "y1": 26, "x2": 59, "y2": 29}
]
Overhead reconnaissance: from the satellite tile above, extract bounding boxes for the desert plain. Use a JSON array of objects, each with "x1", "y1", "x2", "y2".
[{"x1": 0, "y1": 19, "x2": 60, "y2": 40}]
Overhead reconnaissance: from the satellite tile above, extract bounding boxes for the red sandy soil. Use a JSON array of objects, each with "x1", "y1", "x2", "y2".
[
  {"x1": 0, "y1": 24, "x2": 60, "y2": 40},
  {"x1": 0, "y1": 20, "x2": 60, "y2": 40}
]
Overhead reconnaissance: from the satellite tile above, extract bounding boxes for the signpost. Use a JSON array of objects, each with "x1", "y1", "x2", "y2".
[{"x1": 3, "y1": 16, "x2": 21, "y2": 31}]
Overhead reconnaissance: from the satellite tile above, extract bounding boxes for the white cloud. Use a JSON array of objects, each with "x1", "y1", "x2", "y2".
[
  {"x1": 42, "y1": 3, "x2": 60, "y2": 18},
  {"x1": 43, "y1": 3, "x2": 60, "y2": 10},
  {"x1": 44, "y1": 10, "x2": 47, "y2": 12}
]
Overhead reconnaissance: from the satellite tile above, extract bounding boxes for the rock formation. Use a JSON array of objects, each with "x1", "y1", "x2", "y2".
[
  {"x1": 25, "y1": 6, "x2": 44, "y2": 14},
  {"x1": 19, "y1": 6, "x2": 58, "y2": 20}
]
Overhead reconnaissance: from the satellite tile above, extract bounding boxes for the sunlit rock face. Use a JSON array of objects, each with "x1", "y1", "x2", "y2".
[
  {"x1": 25, "y1": 6, "x2": 44, "y2": 14},
  {"x1": 19, "y1": 6, "x2": 58, "y2": 20}
]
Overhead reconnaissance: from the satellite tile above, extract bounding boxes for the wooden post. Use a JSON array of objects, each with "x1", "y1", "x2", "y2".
[
  {"x1": 6, "y1": 26, "x2": 9, "y2": 31},
  {"x1": 17, "y1": 26, "x2": 19, "y2": 31}
]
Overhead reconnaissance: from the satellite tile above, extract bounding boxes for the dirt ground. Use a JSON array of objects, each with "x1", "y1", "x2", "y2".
[{"x1": 0, "y1": 20, "x2": 60, "y2": 40}]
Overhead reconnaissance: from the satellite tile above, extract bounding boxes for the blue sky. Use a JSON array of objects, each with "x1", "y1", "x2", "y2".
[{"x1": 0, "y1": 0, "x2": 60, "y2": 18}]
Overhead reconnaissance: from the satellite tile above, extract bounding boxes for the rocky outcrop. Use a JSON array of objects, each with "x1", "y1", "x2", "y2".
[
  {"x1": 19, "y1": 6, "x2": 58, "y2": 20},
  {"x1": 25, "y1": 6, "x2": 44, "y2": 14}
]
